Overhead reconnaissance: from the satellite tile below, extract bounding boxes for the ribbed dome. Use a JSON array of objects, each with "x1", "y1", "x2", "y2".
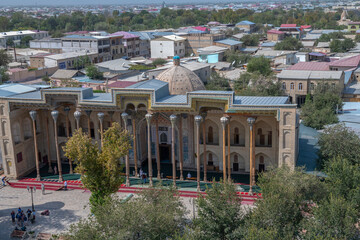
[{"x1": 157, "y1": 65, "x2": 206, "y2": 95}]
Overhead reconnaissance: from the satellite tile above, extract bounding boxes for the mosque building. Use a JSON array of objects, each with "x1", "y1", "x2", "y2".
[{"x1": 0, "y1": 56, "x2": 299, "y2": 190}]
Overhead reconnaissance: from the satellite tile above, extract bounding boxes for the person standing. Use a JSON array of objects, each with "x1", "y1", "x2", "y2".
[
  {"x1": 54, "y1": 166, "x2": 57, "y2": 175},
  {"x1": 11, "y1": 211, "x2": 15, "y2": 224},
  {"x1": 64, "y1": 181, "x2": 67, "y2": 191},
  {"x1": 41, "y1": 183, "x2": 45, "y2": 195},
  {"x1": 2, "y1": 176, "x2": 6, "y2": 186}
]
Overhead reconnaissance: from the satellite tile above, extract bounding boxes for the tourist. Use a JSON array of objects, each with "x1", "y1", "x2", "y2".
[
  {"x1": 2, "y1": 176, "x2": 6, "y2": 186},
  {"x1": 31, "y1": 210, "x2": 36, "y2": 223},
  {"x1": 54, "y1": 166, "x2": 57, "y2": 175},
  {"x1": 142, "y1": 172, "x2": 146, "y2": 184},
  {"x1": 187, "y1": 172, "x2": 191, "y2": 179},
  {"x1": 41, "y1": 183, "x2": 45, "y2": 195},
  {"x1": 64, "y1": 180, "x2": 67, "y2": 190},
  {"x1": 26, "y1": 209, "x2": 31, "y2": 219},
  {"x1": 139, "y1": 168, "x2": 143, "y2": 178},
  {"x1": 17, "y1": 207, "x2": 21, "y2": 214},
  {"x1": 11, "y1": 211, "x2": 15, "y2": 223}
]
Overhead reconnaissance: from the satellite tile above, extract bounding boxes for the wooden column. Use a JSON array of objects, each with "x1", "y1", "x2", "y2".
[
  {"x1": 65, "y1": 110, "x2": 73, "y2": 174},
  {"x1": 227, "y1": 123, "x2": 231, "y2": 182},
  {"x1": 179, "y1": 115, "x2": 184, "y2": 181},
  {"x1": 194, "y1": 115, "x2": 202, "y2": 192},
  {"x1": 170, "y1": 114, "x2": 177, "y2": 187},
  {"x1": 201, "y1": 113, "x2": 207, "y2": 182},
  {"x1": 45, "y1": 116, "x2": 53, "y2": 173},
  {"x1": 51, "y1": 110, "x2": 63, "y2": 182},
  {"x1": 85, "y1": 110, "x2": 92, "y2": 138},
  {"x1": 132, "y1": 118, "x2": 138, "y2": 177},
  {"x1": 155, "y1": 115, "x2": 161, "y2": 179},
  {"x1": 247, "y1": 117, "x2": 256, "y2": 194},
  {"x1": 145, "y1": 113, "x2": 153, "y2": 187},
  {"x1": 220, "y1": 117, "x2": 228, "y2": 181},
  {"x1": 30, "y1": 111, "x2": 40, "y2": 181},
  {"x1": 121, "y1": 112, "x2": 130, "y2": 187}
]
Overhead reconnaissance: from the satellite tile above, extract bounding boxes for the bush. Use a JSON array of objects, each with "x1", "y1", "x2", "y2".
[
  {"x1": 152, "y1": 58, "x2": 167, "y2": 66},
  {"x1": 274, "y1": 37, "x2": 303, "y2": 51},
  {"x1": 247, "y1": 56, "x2": 272, "y2": 76},
  {"x1": 86, "y1": 65, "x2": 103, "y2": 80}
]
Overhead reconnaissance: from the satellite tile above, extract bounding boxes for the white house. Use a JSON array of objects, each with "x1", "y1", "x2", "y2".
[{"x1": 150, "y1": 35, "x2": 186, "y2": 59}]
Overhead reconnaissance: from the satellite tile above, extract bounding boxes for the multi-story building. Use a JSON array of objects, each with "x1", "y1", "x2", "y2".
[
  {"x1": 235, "y1": 21, "x2": 256, "y2": 33},
  {"x1": 150, "y1": 35, "x2": 186, "y2": 59},
  {"x1": 110, "y1": 32, "x2": 141, "y2": 58},
  {"x1": 0, "y1": 30, "x2": 49, "y2": 48},
  {"x1": 183, "y1": 33, "x2": 225, "y2": 55},
  {"x1": 0, "y1": 57, "x2": 298, "y2": 184},
  {"x1": 43, "y1": 51, "x2": 98, "y2": 69}
]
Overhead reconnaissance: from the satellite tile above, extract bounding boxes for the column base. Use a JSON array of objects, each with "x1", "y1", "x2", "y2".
[
  {"x1": 149, "y1": 178, "x2": 153, "y2": 187},
  {"x1": 36, "y1": 176, "x2": 41, "y2": 181},
  {"x1": 58, "y1": 176, "x2": 63, "y2": 182},
  {"x1": 126, "y1": 178, "x2": 130, "y2": 187},
  {"x1": 197, "y1": 183, "x2": 200, "y2": 192}
]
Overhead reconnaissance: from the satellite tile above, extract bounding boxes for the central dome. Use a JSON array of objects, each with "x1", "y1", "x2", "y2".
[{"x1": 157, "y1": 57, "x2": 206, "y2": 95}]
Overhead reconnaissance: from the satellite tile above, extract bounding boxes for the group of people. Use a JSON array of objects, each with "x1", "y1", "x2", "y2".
[{"x1": 11, "y1": 207, "x2": 35, "y2": 231}]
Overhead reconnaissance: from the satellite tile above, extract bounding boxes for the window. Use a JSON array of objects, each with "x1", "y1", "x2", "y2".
[
  {"x1": 208, "y1": 153, "x2": 213, "y2": 166},
  {"x1": 268, "y1": 131, "x2": 272, "y2": 146},
  {"x1": 160, "y1": 132, "x2": 167, "y2": 143},
  {"x1": 234, "y1": 127, "x2": 240, "y2": 145},
  {"x1": 331, "y1": 83, "x2": 336, "y2": 88},
  {"x1": 23, "y1": 118, "x2": 32, "y2": 140},
  {"x1": 233, "y1": 155, "x2": 239, "y2": 171},
  {"x1": 298, "y1": 83, "x2": 303, "y2": 90},
  {"x1": 208, "y1": 126, "x2": 213, "y2": 143},
  {"x1": 310, "y1": 82, "x2": 315, "y2": 90},
  {"x1": 17, "y1": 152, "x2": 23, "y2": 163},
  {"x1": 290, "y1": 82, "x2": 294, "y2": 90},
  {"x1": 12, "y1": 123, "x2": 21, "y2": 144},
  {"x1": 282, "y1": 82, "x2": 286, "y2": 90}
]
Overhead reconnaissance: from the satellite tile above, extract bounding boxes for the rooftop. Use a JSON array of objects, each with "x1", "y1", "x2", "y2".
[
  {"x1": 287, "y1": 62, "x2": 330, "y2": 71},
  {"x1": 215, "y1": 38, "x2": 243, "y2": 46},
  {"x1": 278, "y1": 70, "x2": 343, "y2": 80},
  {"x1": 236, "y1": 20, "x2": 255, "y2": 25}
]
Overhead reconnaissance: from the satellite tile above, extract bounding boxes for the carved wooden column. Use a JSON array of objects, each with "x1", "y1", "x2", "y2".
[
  {"x1": 64, "y1": 107, "x2": 73, "y2": 174},
  {"x1": 155, "y1": 114, "x2": 161, "y2": 179},
  {"x1": 97, "y1": 112, "x2": 104, "y2": 148},
  {"x1": 145, "y1": 113, "x2": 153, "y2": 187},
  {"x1": 227, "y1": 122, "x2": 231, "y2": 182},
  {"x1": 85, "y1": 110, "x2": 92, "y2": 138},
  {"x1": 194, "y1": 115, "x2": 202, "y2": 192},
  {"x1": 220, "y1": 117, "x2": 228, "y2": 181},
  {"x1": 121, "y1": 112, "x2": 130, "y2": 187},
  {"x1": 247, "y1": 117, "x2": 256, "y2": 194},
  {"x1": 201, "y1": 112, "x2": 207, "y2": 182},
  {"x1": 45, "y1": 115, "x2": 53, "y2": 173},
  {"x1": 179, "y1": 114, "x2": 184, "y2": 181},
  {"x1": 51, "y1": 110, "x2": 63, "y2": 182},
  {"x1": 29, "y1": 110, "x2": 40, "y2": 181},
  {"x1": 170, "y1": 114, "x2": 177, "y2": 187}
]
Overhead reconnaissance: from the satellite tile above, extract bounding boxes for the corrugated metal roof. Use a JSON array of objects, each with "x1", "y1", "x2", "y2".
[
  {"x1": 215, "y1": 38, "x2": 243, "y2": 46},
  {"x1": 233, "y1": 96, "x2": 288, "y2": 105},
  {"x1": 287, "y1": 62, "x2": 329, "y2": 71},
  {"x1": 329, "y1": 55, "x2": 360, "y2": 68},
  {"x1": 236, "y1": 20, "x2": 255, "y2": 25},
  {"x1": 157, "y1": 95, "x2": 187, "y2": 104},
  {"x1": 278, "y1": 70, "x2": 343, "y2": 80}
]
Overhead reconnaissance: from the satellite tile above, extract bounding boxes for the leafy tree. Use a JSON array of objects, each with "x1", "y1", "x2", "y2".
[
  {"x1": 243, "y1": 167, "x2": 326, "y2": 239},
  {"x1": 205, "y1": 72, "x2": 231, "y2": 91},
  {"x1": 247, "y1": 56, "x2": 272, "y2": 76},
  {"x1": 0, "y1": 67, "x2": 9, "y2": 83},
  {"x1": 300, "y1": 83, "x2": 343, "y2": 129},
  {"x1": 6, "y1": 39, "x2": 14, "y2": 48},
  {"x1": 85, "y1": 64, "x2": 103, "y2": 80},
  {"x1": 67, "y1": 186, "x2": 186, "y2": 240},
  {"x1": 274, "y1": 37, "x2": 303, "y2": 50},
  {"x1": 301, "y1": 195, "x2": 359, "y2": 239},
  {"x1": 355, "y1": 34, "x2": 360, "y2": 43},
  {"x1": 318, "y1": 124, "x2": 360, "y2": 167},
  {"x1": 20, "y1": 36, "x2": 33, "y2": 47},
  {"x1": 64, "y1": 123, "x2": 131, "y2": 209},
  {"x1": 51, "y1": 31, "x2": 65, "y2": 38},
  {"x1": 323, "y1": 157, "x2": 360, "y2": 210},
  {"x1": 0, "y1": 49, "x2": 12, "y2": 67},
  {"x1": 191, "y1": 181, "x2": 243, "y2": 240},
  {"x1": 42, "y1": 75, "x2": 50, "y2": 83},
  {"x1": 73, "y1": 56, "x2": 91, "y2": 70},
  {"x1": 152, "y1": 58, "x2": 167, "y2": 66},
  {"x1": 240, "y1": 34, "x2": 260, "y2": 46},
  {"x1": 224, "y1": 51, "x2": 252, "y2": 67},
  {"x1": 330, "y1": 38, "x2": 356, "y2": 53},
  {"x1": 234, "y1": 73, "x2": 283, "y2": 96}
]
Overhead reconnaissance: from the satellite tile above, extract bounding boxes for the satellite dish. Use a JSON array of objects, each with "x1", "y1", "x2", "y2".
[
  {"x1": 232, "y1": 60, "x2": 236, "y2": 66},
  {"x1": 122, "y1": 62, "x2": 126, "y2": 67},
  {"x1": 190, "y1": 53, "x2": 194, "y2": 57}
]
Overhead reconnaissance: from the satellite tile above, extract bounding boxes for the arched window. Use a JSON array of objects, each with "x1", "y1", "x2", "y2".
[
  {"x1": 298, "y1": 83, "x2": 303, "y2": 90},
  {"x1": 208, "y1": 153, "x2": 213, "y2": 166},
  {"x1": 268, "y1": 131, "x2": 272, "y2": 146},
  {"x1": 12, "y1": 123, "x2": 21, "y2": 144},
  {"x1": 208, "y1": 126, "x2": 213, "y2": 144},
  {"x1": 260, "y1": 156, "x2": 264, "y2": 164},
  {"x1": 23, "y1": 118, "x2": 32, "y2": 140},
  {"x1": 290, "y1": 82, "x2": 294, "y2": 90},
  {"x1": 258, "y1": 128, "x2": 265, "y2": 146},
  {"x1": 282, "y1": 82, "x2": 286, "y2": 90},
  {"x1": 58, "y1": 123, "x2": 66, "y2": 137},
  {"x1": 160, "y1": 132, "x2": 167, "y2": 143},
  {"x1": 233, "y1": 155, "x2": 239, "y2": 171},
  {"x1": 234, "y1": 127, "x2": 240, "y2": 145},
  {"x1": 259, "y1": 156, "x2": 265, "y2": 172}
]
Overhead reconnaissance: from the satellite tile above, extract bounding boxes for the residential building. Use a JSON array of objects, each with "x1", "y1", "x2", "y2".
[
  {"x1": 109, "y1": 35, "x2": 125, "y2": 60},
  {"x1": 255, "y1": 50, "x2": 298, "y2": 66},
  {"x1": 150, "y1": 35, "x2": 186, "y2": 59},
  {"x1": 95, "y1": 58, "x2": 137, "y2": 76},
  {"x1": 183, "y1": 33, "x2": 225, "y2": 55},
  {"x1": 129, "y1": 32, "x2": 155, "y2": 58},
  {"x1": 197, "y1": 46, "x2": 227, "y2": 63},
  {"x1": 44, "y1": 51, "x2": 98, "y2": 70},
  {"x1": 267, "y1": 30, "x2": 285, "y2": 41},
  {"x1": 278, "y1": 70, "x2": 344, "y2": 105},
  {"x1": 214, "y1": 39, "x2": 243, "y2": 51},
  {"x1": 235, "y1": 20, "x2": 256, "y2": 33},
  {"x1": 29, "y1": 38, "x2": 63, "y2": 54},
  {"x1": 278, "y1": 24, "x2": 304, "y2": 39},
  {"x1": 348, "y1": 22, "x2": 360, "y2": 34},
  {"x1": 110, "y1": 32, "x2": 141, "y2": 58},
  {"x1": 0, "y1": 30, "x2": 49, "y2": 48}
]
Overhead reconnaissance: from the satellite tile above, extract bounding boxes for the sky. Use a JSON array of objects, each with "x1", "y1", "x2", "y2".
[{"x1": 1, "y1": 0, "x2": 247, "y2": 6}]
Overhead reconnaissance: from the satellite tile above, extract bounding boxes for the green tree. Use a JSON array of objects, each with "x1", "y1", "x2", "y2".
[
  {"x1": 0, "y1": 67, "x2": 9, "y2": 83},
  {"x1": 64, "y1": 123, "x2": 131, "y2": 208},
  {"x1": 85, "y1": 65, "x2": 103, "y2": 80},
  {"x1": 355, "y1": 34, "x2": 360, "y2": 43},
  {"x1": 234, "y1": 73, "x2": 283, "y2": 96},
  {"x1": 152, "y1": 58, "x2": 167, "y2": 66},
  {"x1": 191, "y1": 181, "x2": 243, "y2": 240},
  {"x1": 42, "y1": 75, "x2": 50, "y2": 83},
  {"x1": 67, "y1": 186, "x2": 186, "y2": 240},
  {"x1": 330, "y1": 38, "x2": 355, "y2": 52},
  {"x1": 243, "y1": 167, "x2": 326, "y2": 239},
  {"x1": 240, "y1": 34, "x2": 260, "y2": 46},
  {"x1": 205, "y1": 72, "x2": 231, "y2": 91},
  {"x1": 20, "y1": 36, "x2": 33, "y2": 47},
  {"x1": 274, "y1": 37, "x2": 303, "y2": 50},
  {"x1": 247, "y1": 56, "x2": 272, "y2": 76},
  {"x1": 0, "y1": 49, "x2": 12, "y2": 67},
  {"x1": 318, "y1": 124, "x2": 360, "y2": 167},
  {"x1": 224, "y1": 51, "x2": 252, "y2": 67},
  {"x1": 73, "y1": 56, "x2": 91, "y2": 70}
]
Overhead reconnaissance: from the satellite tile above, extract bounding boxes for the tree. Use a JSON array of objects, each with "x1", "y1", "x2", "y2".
[
  {"x1": 0, "y1": 67, "x2": 9, "y2": 83},
  {"x1": 0, "y1": 49, "x2": 12, "y2": 67},
  {"x1": 240, "y1": 34, "x2": 260, "y2": 46},
  {"x1": 20, "y1": 36, "x2": 33, "y2": 47},
  {"x1": 355, "y1": 34, "x2": 360, "y2": 43},
  {"x1": 234, "y1": 73, "x2": 283, "y2": 96},
  {"x1": 42, "y1": 75, "x2": 50, "y2": 83},
  {"x1": 247, "y1": 56, "x2": 272, "y2": 76},
  {"x1": 224, "y1": 51, "x2": 252, "y2": 67},
  {"x1": 274, "y1": 37, "x2": 303, "y2": 50},
  {"x1": 64, "y1": 123, "x2": 131, "y2": 208},
  {"x1": 243, "y1": 167, "x2": 326, "y2": 239},
  {"x1": 205, "y1": 72, "x2": 231, "y2": 91},
  {"x1": 300, "y1": 83, "x2": 343, "y2": 129},
  {"x1": 318, "y1": 124, "x2": 360, "y2": 167},
  {"x1": 330, "y1": 38, "x2": 355, "y2": 52},
  {"x1": 73, "y1": 56, "x2": 91, "y2": 70},
  {"x1": 67, "y1": 187, "x2": 186, "y2": 240},
  {"x1": 191, "y1": 181, "x2": 244, "y2": 240},
  {"x1": 85, "y1": 65, "x2": 103, "y2": 80},
  {"x1": 152, "y1": 58, "x2": 167, "y2": 66}
]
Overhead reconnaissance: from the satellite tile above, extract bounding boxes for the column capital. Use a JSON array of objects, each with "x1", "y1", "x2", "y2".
[
  {"x1": 145, "y1": 113, "x2": 152, "y2": 124},
  {"x1": 194, "y1": 115, "x2": 202, "y2": 126},
  {"x1": 247, "y1": 117, "x2": 256, "y2": 130},
  {"x1": 29, "y1": 110, "x2": 37, "y2": 121},
  {"x1": 97, "y1": 112, "x2": 105, "y2": 123},
  {"x1": 170, "y1": 114, "x2": 177, "y2": 125},
  {"x1": 220, "y1": 116, "x2": 229, "y2": 128},
  {"x1": 51, "y1": 110, "x2": 59, "y2": 122}
]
